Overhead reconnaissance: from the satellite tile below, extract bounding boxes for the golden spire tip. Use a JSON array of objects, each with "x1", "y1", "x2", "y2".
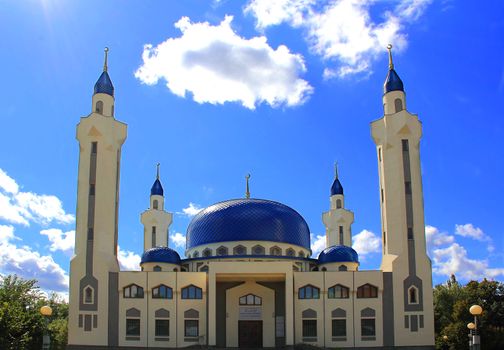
[
  {"x1": 103, "y1": 47, "x2": 109, "y2": 72},
  {"x1": 245, "y1": 174, "x2": 251, "y2": 199},
  {"x1": 156, "y1": 163, "x2": 160, "y2": 179},
  {"x1": 387, "y1": 44, "x2": 394, "y2": 71}
]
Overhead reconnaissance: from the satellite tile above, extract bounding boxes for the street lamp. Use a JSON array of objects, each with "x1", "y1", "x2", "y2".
[
  {"x1": 40, "y1": 305, "x2": 53, "y2": 350},
  {"x1": 467, "y1": 322, "x2": 475, "y2": 349},
  {"x1": 470, "y1": 304, "x2": 483, "y2": 350},
  {"x1": 442, "y1": 335, "x2": 449, "y2": 350}
]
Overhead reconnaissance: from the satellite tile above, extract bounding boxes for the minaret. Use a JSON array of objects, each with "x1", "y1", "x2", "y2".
[
  {"x1": 322, "y1": 163, "x2": 354, "y2": 247},
  {"x1": 68, "y1": 48, "x2": 127, "y2": 346},
  {"x1": 371, "y1": 45, "x2": 434, "y2": 346},
  {"x1": 141, "y1": 164, "x2": 173, "y2": 251}
]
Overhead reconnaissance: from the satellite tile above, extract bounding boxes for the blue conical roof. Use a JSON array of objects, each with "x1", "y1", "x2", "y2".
[
  {"x1": 331, "y1": 178, "x2": 343, "y2": 196},
  {"x1": 384, "y1": 68, "x2": 404, "y2": 94},
  {"x1": 151, "y1": 178, "x2": 164, "y2": 196},
  {"x1": 94, "y1": 71, "x2": 114, "y2": 97}
]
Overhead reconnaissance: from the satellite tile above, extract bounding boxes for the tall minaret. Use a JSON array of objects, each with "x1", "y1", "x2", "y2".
[
  {"x1": 371, "y1": 45, "x2": 434, "y2": 346},
  {"x1": 68, "y1": 48, "x2": 127, "y2": 347},
  {"x1": 322, "y1": 163, "x2": 354, "y2": 247},
  {"x1": 140, "y1": 164, "x2": 173, "y2": 251}
]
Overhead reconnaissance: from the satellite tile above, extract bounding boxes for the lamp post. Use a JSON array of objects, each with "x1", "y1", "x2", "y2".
[
  {"x1": 40, "y1": 305, "x2": 53, "y2": 350},
  {"x1": 470, "y1": 304, "x2": 483, "y2": 350},
  {"x1": 442, "y1": 335, "x2": 449, "y2": 350},
  {"x1": 467, "y1": 322, "x2": 475, "y2": 349}
]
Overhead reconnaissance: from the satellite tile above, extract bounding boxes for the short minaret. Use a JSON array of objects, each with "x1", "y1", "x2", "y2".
[
  {"x1": 371, "y1": 45, "x2": 434, "y2": 346},
  {"x1": 69, "y1": 48, "x2": 127, "y2": 346},
  {"x1": 140, "y1": 164, "x2": 173, "y2": 251},
  {"x1": 322, "y1": 163, "x2": 354, "y2": 247}
]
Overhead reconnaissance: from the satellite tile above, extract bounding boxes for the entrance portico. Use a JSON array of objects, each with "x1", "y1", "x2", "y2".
[{"x1": 207, "y1": 261, "x2": 295, "y2": 348}]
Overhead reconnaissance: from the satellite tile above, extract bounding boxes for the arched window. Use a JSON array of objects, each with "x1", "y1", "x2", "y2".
[
  {"x1": 298, "y1": 285, "x2": 320, "y2": 299},
  {"x1": 270, "y1": 246, "x2": 282, "y2": 256},
  {"x1": 328, "y1": 284, "x2": 350, "y2": 299},
  {"x1": 338, "y1": 265, "x2": 348, "y2": 271},
  {"x1": 408, "y1": 286, "x2": 418, "y2": 304},
  {"x1": 181, "y1": 285, "x2": 203, "y2": 299},
  {"x1": 153, "y1": 265, "x2": 162, "y2": 272},
  {"x1": 336, "y1": 199, "x2": 342, "y2": 208},
  {"x1": 286, "y1": 248, "x2": 295, "y2": 257},
  {"x1": 153, "y1": 200, "x2": 158, "y2": 209},
  {"x1": 200, "y1": 265, "x2": 209, "y2": 272},
  {"x1": 239, "y1": 294, "x2": 262, "y2": 305},
  {"x1": 357, "y1": 284, "x2": 378, "y2": 298},
  {"x1": 298, "y1": 251, "x2": 305, "y2": 258},
  {"x1": 193, "y1": 251, "x2": 199, "y2": 258},
  {"x1": 233, "y1": 245, "x2": 246, "y2": 255},
  {"x1": 95, "y1": 101, "x2": 103, "y2": 114},
  {"x1": 394, "y1": 98, "x2": 403, "y2": 113},
  {"x1": 216, "y1": 246, "x2": 228, "y2": 256},
  {"x1": 123, "y1": 284, "x2": 144, "y2": 299},
  {"x1": 152, "y1": 284, "x2": 173, "y2": 299},
  {"x1": 361, "y1": 308, "x2": 376, "y2": 339},
  {"x1": 202, "y1": 248, "x2": 212, "y2": 257},
  {"x1": 84, "y1": 286, "x2": 94, "y2": 304},
  {"x1": 252, "y1": 245, "x2": 265, "y2": 255},
  {"x1": 321, "y1": 267, "x2": 327, "y2": 271},
  {"x1": 155, "y1": 308, "x2": 170, "y2": 338}
]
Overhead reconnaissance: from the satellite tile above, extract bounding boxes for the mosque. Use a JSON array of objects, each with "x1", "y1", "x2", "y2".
[{"x1": 67, "y1": 47, "x2": 435, "y2": 349}]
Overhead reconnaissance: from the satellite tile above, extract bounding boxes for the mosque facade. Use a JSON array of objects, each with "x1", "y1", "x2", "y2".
[{"x1": 67, "y1": 48, "x2": 435, "y2": 349}]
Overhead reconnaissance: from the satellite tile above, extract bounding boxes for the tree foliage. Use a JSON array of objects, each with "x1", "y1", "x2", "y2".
[
  {"x1": 434, "y1": 275, "x2": 504, "y2": 350},
  {"x1": 0, "y1": 274, "x2": 68, "y2": 350}
]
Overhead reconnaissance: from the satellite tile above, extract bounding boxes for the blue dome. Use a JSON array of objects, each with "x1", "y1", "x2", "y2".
[
  {"x1": 318, "y1": 245, "x2": 359, "y2": 264},
  {"x1": 141, "y1": 247, "x2": 181, "y2": 265},
  {"x1": 94, "y1": 71, "x2": 114, "y2": 97},
  {"x1": 331, "y1": 178, "x2": 344, "y2": 196},
  {"x1": 186, "y1": 198, "x2": 311, "y2": 249},
  {"x1": 151, "y1": 179, "x2": 164, "y2": 196},
  {"x1": 384, "y1": 69, "x2": 404, "y2": 93}
]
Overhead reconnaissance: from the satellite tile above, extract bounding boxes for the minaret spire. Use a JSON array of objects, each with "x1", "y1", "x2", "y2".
[
  {"x1": 103, "y1": 47, "x2": 109, "y2": 72},
  {"x1": 387, "y1": 44, "x2": 394, "y2": 70},
  {"x1": 156, "y1": 163, "x2": 160, "y2": 179},
  {"x1": 334, "y1": 161, "x2": 339, "y2": 179},
  {"x1": 245, "y1": 174, "x2": 251, "y2": 199}
]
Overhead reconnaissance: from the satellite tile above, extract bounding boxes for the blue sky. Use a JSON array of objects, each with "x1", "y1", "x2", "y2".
[{"x1": 0, "y1": 0, "x2": 503, "y2": 298}]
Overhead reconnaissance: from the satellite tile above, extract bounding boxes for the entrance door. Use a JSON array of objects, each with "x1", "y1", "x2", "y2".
[{"x1": 238, "y1": 320, "x2": 263, "y2": 348}]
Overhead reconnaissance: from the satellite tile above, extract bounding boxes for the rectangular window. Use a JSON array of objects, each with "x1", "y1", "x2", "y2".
[
  {"x1": 89, "y1": 184, "x2": 95, "y2": 196},
  {"x1": 381, "y1": 189, "x2": 384, "y2": 202},
  {"x1": 405, "y1": 181, "x2": 412, "y2": 194},
  {"x1": 126, "y1": 319, "x2": 140, "y2": 336},
  {"x1": 408, "y1": 227, "x2": 414, "y2": 240},
  {"x1": 84, "y1": 314, "x2": 92, "y2": 332},
  {"x1": 339, "y1": 226, "x2": 344, "y2": 245},
  {"x1": 303, "y1": 320, "x2": 317, "y2": 337},
  {"x1": 87, "y1": 228, "x2": 94, "y2": 240},
  {"x1": 155, "y1": 319, "x2": 169, "y2": 337},
  {"x1": 361, "y1": 318, "x2": 376, "y2": 337},
  {"x1": 419, "y1": 315, "x2": 424, "y2": 328},
  {"x1": 378, "y1": 147, "x2": 382, "y2": 161},
  {"x1": 332, "y1": 319, "x2": 346, "y2": 337},
  {"x1": 184, "y1": 320, "x2": 199, "y2": 337},
  {"x1": 404, "y1": 315, "x2": 409, "y2": 328},
  {"x1": 402, "y1": 139, "x2": 409, "y2": 151},
  {"x1": 91, "y1": 142, "x2": 98, "y2": 154},
  {"x1": 152, "y1": 226, "x2": 156, "y2": 247}
]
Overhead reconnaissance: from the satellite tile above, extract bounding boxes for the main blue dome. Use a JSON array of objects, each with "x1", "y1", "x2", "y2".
[
  {"x1": 186, "y1": 198, "x2": 311, "y2": 249},
  {"x1": 94, "y1": 71, "x2": 114, "y2": 97},
  {"x1": 141, "y1": 247, "x2": 181, "y2": 265},
  {"x1": 384, "y1": 69, "x2": 404, "y2": 94},
  {"x1": 318, "y1": 245, "x2": 359, "y2": 264}
]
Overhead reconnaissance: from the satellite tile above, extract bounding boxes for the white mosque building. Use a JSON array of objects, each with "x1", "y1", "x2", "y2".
[{"x1": 67, "y1": 47, "x2": 435, "y2": 349}]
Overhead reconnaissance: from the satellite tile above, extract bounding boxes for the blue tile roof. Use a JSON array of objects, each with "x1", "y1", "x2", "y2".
[
  {"x1": 318, "y1": 245, "x2": 359, "y2": 264},
  {"x1": 141, "y1": 247, "x2": 181, "y2": 265},
  {"x1": 186, "y1": 198, "x2": 311, "y2": 249},
  {"x1": 150, "y1": 178, "x2": 164, "y2": 196},
  {"x1": 384, "y1": 68, "x2": 404, "y2": 94},
  {"x1": 331, "y1": 178, "x2": 344, "y2": 196},
  {"x1": 94, "y1": 71, "x2": 114, "y2": 97}
]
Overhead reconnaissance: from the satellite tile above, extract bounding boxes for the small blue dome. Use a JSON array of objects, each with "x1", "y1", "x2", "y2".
[
  {"x1": 384, "y1": 69, "x2": 404, "y2": 94},
  {"x1": 186, "y1": 198, "x2": 311, "y2": 249},
  {"x1": 151, "y1": 178, "x2": 164, "y2": 196},
  {"x1": 94, "y1": 71, "x2": 114, "y2": 97},
  {"x1": 141, "y1": 247, "x2": 181, "y2": 265},
  {"x1": 318, "y1": 245, "x2": 359, "y2": 264},
  {"x1": 331, "y1": 178, "x2": 344, "y2": 196}
]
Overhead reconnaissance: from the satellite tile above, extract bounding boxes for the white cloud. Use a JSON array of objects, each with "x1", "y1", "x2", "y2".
[
  {"x1": 181, "y1": 202, "x2": 203, "y2": 217},
  {"x1": 0, "y1": 224, "x2": 69, "y2": 292},
  {"x1": 310, "y1": 233, "x2": 326, "y2": 257},
  {"x1": 0, "y1": 168, "x2": 74, "y2": 226},
  {"x1": 455, "y1": 223, "x2": 488, "y2": 241},
  {"x1": 352, "y1": 229, "x2": 381, "y2": 257},
  {"x1": 135, "y1": 15, "x2": 313, "y2": 109},
  {"x1": 432, "y1": 242, "x2": 504, "y2": 280},
  {"x1": 40, "y1": 228, "x2": 75, "y2": 255},
  {"x1": 245, "y1": 0, "x2": 432, "y2": 78},
  {"x1": 170, "y1": 232, "x2": 186, "y2": 249},
  {"x1": 117, "y1": 247, "x2": 141, "y2": 271},
  {"x1": 425, "y1": 225, "x2": 454, "y2": 248}
]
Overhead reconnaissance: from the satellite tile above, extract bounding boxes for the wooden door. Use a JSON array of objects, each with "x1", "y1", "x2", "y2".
[{"x1": 238, "y1": 320, "x2": 263, "y2": 348}]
